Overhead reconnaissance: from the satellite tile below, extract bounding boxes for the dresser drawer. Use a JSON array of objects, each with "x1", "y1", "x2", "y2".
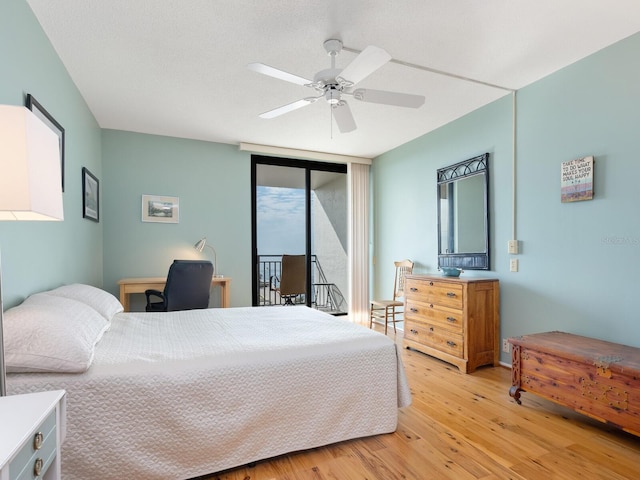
[
  {"x1": 10, "y1": 410, "x2": 57, "y2": 480},
  {"x1": 405, "y1": 320, "x2": 464, "y2": 356},
  {"x1": 406, "y1": 279, "x2": 463, "y2": 309},
  {"x1": 405, "y1": 298, "x2": 463, "y2": 333}
]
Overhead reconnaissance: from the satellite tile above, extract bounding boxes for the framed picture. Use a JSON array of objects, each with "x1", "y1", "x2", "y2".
[
  {"x1": 561, "y1": 156, "x2": 594, "y2": 203},
  {"x1": 26, "y1": 94, "x2": 65, "y2": 192},
  {"x1": 82, "y1": 167, "x2": 99, "y2": 222},
  {"x1": 142, "y1": 194, "x2": 179, "y2": 223}
]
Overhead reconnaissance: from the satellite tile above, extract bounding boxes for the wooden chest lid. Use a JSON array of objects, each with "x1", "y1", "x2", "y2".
[{"x1": 509, "y1": 331, "x2": 640, "y2": 374}]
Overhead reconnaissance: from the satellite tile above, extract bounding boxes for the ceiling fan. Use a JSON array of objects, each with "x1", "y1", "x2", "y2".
[{"x1": 248, "y1": 39, "x2": 425, "y2": 133}]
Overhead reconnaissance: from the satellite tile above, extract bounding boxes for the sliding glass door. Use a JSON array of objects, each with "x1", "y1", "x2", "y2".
[{"x1": 251, "y1": 155, "x2": 348, "y2": 314}]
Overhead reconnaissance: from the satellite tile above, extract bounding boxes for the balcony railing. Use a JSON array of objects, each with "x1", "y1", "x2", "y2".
[{"x1": 257, "y1": 255, "x2": 347, "y2": 315}]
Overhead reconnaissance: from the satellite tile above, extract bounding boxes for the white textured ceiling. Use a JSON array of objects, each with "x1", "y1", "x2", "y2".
[{"x1": 26, "y1": 0, "x2": 640, "y2": 159}]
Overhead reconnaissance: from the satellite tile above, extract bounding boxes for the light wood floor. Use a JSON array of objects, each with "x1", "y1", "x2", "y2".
[{"x1": 203, "y1": 325, "x2": 640, "y2": 480}]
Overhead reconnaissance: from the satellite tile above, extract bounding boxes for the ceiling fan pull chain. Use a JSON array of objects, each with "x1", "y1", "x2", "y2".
[{"x1": 330, "y1": 103, "x2": 333, "y2": 139}]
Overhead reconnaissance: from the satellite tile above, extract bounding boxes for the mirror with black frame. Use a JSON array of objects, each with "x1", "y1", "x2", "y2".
[{"x1": 437, "y1": 153, "x2": 489, "y2": 270}]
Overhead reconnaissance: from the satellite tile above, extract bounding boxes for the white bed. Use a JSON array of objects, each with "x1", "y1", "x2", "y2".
[{"x1": 4, "y1": 285, "x2": 411, "y2": 480}]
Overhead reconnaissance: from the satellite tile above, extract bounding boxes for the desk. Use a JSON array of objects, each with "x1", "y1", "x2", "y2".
[{"x1": 117, "y1": 276, "x2": 231, "y2": 312}]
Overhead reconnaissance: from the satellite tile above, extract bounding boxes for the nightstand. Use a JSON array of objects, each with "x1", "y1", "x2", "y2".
[{"x1": 0, "y1": 390, "x2": 66, "y2": 480}]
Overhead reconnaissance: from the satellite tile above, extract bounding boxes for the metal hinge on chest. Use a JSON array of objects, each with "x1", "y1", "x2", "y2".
[{"x1": 594, "y1": 355, "x2": 623, "y2": 378}]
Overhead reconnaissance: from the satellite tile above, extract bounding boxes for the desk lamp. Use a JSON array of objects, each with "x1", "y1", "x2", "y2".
[
  {"x1": 194, "y1": 237, "x2": 220, "y2": 277},
  {"x1": 0, "y1": 105, "x2": 64, "y2": 396}
]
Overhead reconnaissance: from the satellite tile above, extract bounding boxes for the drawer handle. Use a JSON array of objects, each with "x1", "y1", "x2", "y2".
[
  {"x1": 429, "y1": 327, "x2": 434, "y2": 332},
  {"x1": 446, "y1": 317, "x2": 456, "y2": 323},
  {"x1": 446, "y1": 292, "x2": 456, "y2": 297},
  {"x1": 33, "y1": 431, "x2": 44, "y2": 450},
  {"x1": 410, "y1": 307, "x2": 418, "y2": 313},
  {"x1": 429, "y1": 281, "x2": 434, "y2": 286},
  {"x1": 34, "y1": 457, "x2": 44, "y2": 476},
  {"x1": 429, "y1": 304, "x2": 434, "y2": 308},
  {"x1": 410, "y1": 329, "x2": 418, "y2": 334},
  {"x1": 447, "y1": 341, "x2": 457, "y2": 347},
  {"x1": 410, "y1": 287, "x2": 418, "y2": 292}
]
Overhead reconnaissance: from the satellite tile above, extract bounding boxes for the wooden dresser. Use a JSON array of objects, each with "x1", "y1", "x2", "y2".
[
  {"x1": 403, "y1": 275, "x2": 500, "y2": 373},
  {"x1": 509, "y1": 331, "x2": 640, "y2": 437}
]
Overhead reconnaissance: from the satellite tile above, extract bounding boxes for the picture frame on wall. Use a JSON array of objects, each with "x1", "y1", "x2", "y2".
[
  {"x1": 26, "y1": 94, "x2": 65, "y2": 192},
  {"x1": 561, "y1": 155, "x2": 594, "y2": 203},
  {"x1": 82, "y1": 167, "x2": 99, "y2": 222},
  {"x1": 141, "y1": 194, "x2": 179, "y2": 223}
]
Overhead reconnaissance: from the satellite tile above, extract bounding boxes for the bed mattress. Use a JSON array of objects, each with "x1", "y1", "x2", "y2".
[{"x1": 7, "y1": 306, "x2": 411, "y2": 480}]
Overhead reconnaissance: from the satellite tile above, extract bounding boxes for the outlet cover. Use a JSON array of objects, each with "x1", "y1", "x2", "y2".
[
  {"x1": 502, "y1": 338, "x2": 511, "y2": 353},
  {"x1": 510, "y1": 258, "x2": 519, "y2": 272}
]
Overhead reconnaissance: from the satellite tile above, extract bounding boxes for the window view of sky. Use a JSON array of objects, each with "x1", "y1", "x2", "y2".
[{"x1": 257, "y1": 186, "x2": 305, "y2": 255}]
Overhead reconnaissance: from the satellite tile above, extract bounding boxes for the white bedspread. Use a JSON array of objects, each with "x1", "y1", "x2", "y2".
[{"x1": 8, "y1": 306, "x2": 411, "y2": 480}]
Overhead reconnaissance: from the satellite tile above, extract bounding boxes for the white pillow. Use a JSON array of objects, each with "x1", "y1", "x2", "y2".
[
  {"x1": 43, "y1": 283, "x2": 123, "y2": 321},
  {"x1": 3, "y1": 294, "x2": 110, "y2": 373}
]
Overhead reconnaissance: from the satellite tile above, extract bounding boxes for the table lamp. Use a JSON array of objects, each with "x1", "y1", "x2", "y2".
[
  {"x1": 0, "y1": 105, "x2": 64, "y2": 396},
  {"x1": 194, "y1": 237, "x2": 220, "y2": 277}
]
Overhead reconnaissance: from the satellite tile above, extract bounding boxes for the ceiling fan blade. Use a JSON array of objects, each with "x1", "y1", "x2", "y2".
[
  {"x1": 332, "y1": 102, "x2": 357, "y2": 133},
  {"x1": 259, "y1": 98, "x2": 316, "y2": 119},
  {"x1": 248, "y1": 62, "x2": 311, "y2": 86},
  {"x1": 338, "y1": 45, "x2": 392, "y2": 85},
  {"x1": 352, "y1": 88, "x2": 425, "y2": 108}
]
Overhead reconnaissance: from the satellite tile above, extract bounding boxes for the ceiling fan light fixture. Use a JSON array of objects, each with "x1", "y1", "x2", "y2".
[{"x1": 325, "y1": 88, "x2": 341, "y2": 105}]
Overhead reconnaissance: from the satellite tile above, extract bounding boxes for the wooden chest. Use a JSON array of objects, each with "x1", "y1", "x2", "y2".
[
  {"x1": 509, "y1": 331, "x2": 640, "y2": 437},
  {"x1": 403, "y1": 275, "x2": 500, "y2": 373}
]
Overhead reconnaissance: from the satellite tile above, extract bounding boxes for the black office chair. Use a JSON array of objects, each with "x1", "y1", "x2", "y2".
[{"x1": 145, "y1": 260, "x2": 214, "y2": 312}]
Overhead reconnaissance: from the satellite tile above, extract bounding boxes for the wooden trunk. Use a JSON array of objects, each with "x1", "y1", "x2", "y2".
[{"x1": 509, "y1": 331, "x2": 640, "y2": 437}]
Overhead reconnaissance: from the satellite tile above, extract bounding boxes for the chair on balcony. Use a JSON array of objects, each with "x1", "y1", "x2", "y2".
[
  {"x1": 276, "y1": 254, "x2": 306, "y2": 305},
  {"x1": 369, "y1": 259, "x2": 414, "y2": 334},
  {"x1": 145, "y1": 260, "x2": 214, "y2": 312}
]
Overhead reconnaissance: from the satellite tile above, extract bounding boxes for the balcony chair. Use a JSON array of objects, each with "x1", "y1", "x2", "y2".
[
  {"x1": 369, "y1": 259, "x2": 414, "y2": 334},
  {"x1": 276, "y1": 254, "x2": 306, "y2": 305},
  {"x1": 145, "y1": 260, "x2": 214, "y2": 312}
]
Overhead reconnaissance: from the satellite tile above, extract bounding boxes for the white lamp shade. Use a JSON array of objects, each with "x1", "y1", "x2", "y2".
[{"x1": 0, "y1": 105, "x2": 63, "y2": 221}]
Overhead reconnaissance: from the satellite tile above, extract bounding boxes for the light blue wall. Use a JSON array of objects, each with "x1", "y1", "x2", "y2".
[
  {"x1": 373, "y1": 32, "x2": 640, "y2": 363},
  {"x1": 4, "y1": 0, "x2": 639, "y2": 348},
  {"x1": 0, "y1": 0, "x2": 103, "y2": 308},
  {"x1": 101, "y1": 130, "x2": 252, "y2": 308}
]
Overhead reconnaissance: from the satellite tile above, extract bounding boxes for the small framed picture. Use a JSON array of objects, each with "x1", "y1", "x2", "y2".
[
  {"x1": 142, "y1": 194, "x2": 179, "y2": 223},
  {"x1": 561, "y1": 156, "x2": 594, "y2": 203},
  {"x1": 82, "y1": 167, "x2": 99, "y2": 222},
  {"x1": 27, "y1": 94, "x2": 65, "y2": 192}
]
